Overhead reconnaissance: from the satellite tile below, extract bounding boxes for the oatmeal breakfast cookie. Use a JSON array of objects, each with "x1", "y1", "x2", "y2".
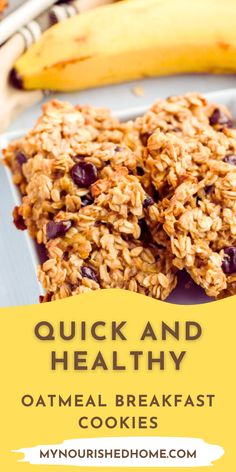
[
  {"x1": 39, "y1": 225, "x2": 175, "y2": 302},
  {"x1": 146, "y1": 126, "x2": 236, "y2": 298},
  {"x1": 4, "y1": 99, "x2": 176, "y2": 302},
  {"x1": 4, "y1": 93, "x2": 236, "y2": 301},
  {"x1": 135, "y1": 92, "x2": 233, "y2": 145},
  {"x1": 38, "y1": 169, "x2": 177, "y2": 301},
  {"x1": 134, "y1": 93, "x2": 234, "y2": 193},
  {"x1": 4, "y1": 100, "x2": 125, "y2": 195},
  {"x1": 120, "y1": 93, "x2": 234, "y2": 201},
  {"x1": 144, "y1": 124, "x2": 236, "y2": 196},
  {"x1": 4, "y1": 100, "x2": 142, "y2": 241}
]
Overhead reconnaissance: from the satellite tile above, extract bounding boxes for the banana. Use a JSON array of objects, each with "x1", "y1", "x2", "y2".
[{"x1": 12, "y1": 0, "x2": 236, "y2": 91}]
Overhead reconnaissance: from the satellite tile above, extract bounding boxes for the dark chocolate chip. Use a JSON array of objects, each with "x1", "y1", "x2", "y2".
[
  {"x1": 9, "y1": 68, "x2": 24, "y2": 89},
  {"x1": 13, "y1": 206, "x2": 26, "y2": 230},
  {"x1": 143, "y1": 196, "x2": 154, "y2": 208},
  {"x1": 140, "y1": 132, "x2": 152, "y2": 146},
  {"x1": 196, "y1": 196, "x2": 202, "y2": 205},
  {"x1": 81, "y1": 266, "x2": 99, "y2": 283},
  {"x1": 151, "y1": 186, "x2": 160, "y2": 202},
  {"x1": 138, "y1": 218, "x2": 152, "y2": 245},
  {"x1": 14, "y1": 216, "x2": 26, "y2": 230},
  {"x1": 222, "y1": 247, "x2": 236, "y2": 274},
  {"x1": 209, "y1": 108, "x2": 221, "y2": 125},
  {"x1": 46, "y1": 220, "x2": 72, "y2": 239},
  {"x1": 63, "y1": 251, "x2": 70, "y2": 261},
  {"x1": 205, "y1": 185, "x2": 214, "y2": 194},
  {"x1": 81, "y1": 194, "x2": 94, "y2": 207},
  {"x1": 137, "y1": 166, "x2": 145, "y2": 176},
  {"x1": 37, "y1": 243, "x2": 48, "y2": 263},
  {"x1": 223, "y1": 154, "x2": 236, "y2": 166},
  {"x1": 138, "y1": 218, "x2": 148, "y2": 234},
  {"x1": 16, "y1": 151, "x2": 27, "y2": 165},
  {"x1": 70, "y1": 162, "x2": 98, "y2": 188},
  {"x1": 114, "y1": 146, "x2": 124, "y2": 152},
  {"x1": 39, "y1": 293, "x2": 52, "y2": 303},
  {"x1": 209, "y1": 108, "x2": 233, "y2": 128}
]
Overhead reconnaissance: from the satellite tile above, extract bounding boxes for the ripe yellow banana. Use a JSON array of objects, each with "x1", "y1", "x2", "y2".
[{"x1": 12, "y1": 0, "x2": 236, "y2": 91}]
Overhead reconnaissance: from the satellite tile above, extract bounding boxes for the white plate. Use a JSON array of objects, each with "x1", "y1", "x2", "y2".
[{"x1": 1, "y1": 88, "x2": 236, "y2": 307}]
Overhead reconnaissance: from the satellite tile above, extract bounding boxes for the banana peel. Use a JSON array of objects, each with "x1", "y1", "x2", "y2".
[{"x1": 12, "y1": 0, "x2": 236, "y2": 92}]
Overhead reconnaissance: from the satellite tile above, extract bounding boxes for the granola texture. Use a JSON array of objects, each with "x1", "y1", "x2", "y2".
[{"x1": 4, "y1": 94, "x2": 236, "y2": 302}]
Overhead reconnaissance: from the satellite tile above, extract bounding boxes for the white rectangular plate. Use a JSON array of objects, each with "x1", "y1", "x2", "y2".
[{"x1": 1, "y1": 88, "x2": 236, "y2": 307}]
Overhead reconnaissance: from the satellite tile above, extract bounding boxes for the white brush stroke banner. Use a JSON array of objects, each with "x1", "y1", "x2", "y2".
[{"x1": 13, "y1": 436, "x2": 224, "y2": 468}]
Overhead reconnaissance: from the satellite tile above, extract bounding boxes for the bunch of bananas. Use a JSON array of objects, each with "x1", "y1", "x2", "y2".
[{"x1": 12, "y1": 0, "x2": 236, "y2": 91}]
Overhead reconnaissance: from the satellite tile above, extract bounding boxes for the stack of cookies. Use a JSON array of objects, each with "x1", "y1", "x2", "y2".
[{"x1": 4, "y1": 93, "x2": 236, "y2": 302}]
